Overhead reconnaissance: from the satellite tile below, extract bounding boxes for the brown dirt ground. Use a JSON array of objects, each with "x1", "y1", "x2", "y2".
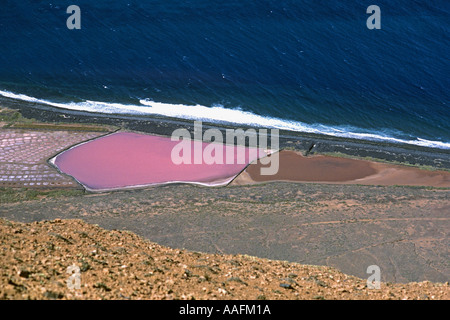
[
  {"x1": 0, "y1": 218, "x2": 448, "y2": 300},
  {"x1": 234, "y1": 150, "x2": 450, "y2": 188}
]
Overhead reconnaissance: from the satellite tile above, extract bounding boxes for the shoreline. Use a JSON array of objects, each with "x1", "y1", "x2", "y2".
[{"x1": 2, "y1": 96, "x2": 450, "y2": 171}]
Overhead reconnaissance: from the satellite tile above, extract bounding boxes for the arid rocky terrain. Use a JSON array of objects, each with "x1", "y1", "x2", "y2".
[
  {"x1": 0, "y1": 105, "x2": 449, "y2": 300},
  {"x1": 1, "y1": 218, "x2": 448, "y2": 300}
]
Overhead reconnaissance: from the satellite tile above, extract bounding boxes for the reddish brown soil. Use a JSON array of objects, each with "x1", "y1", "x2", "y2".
[{"x1": 234, "y1": 150, "x2": 450, "y2": 188}]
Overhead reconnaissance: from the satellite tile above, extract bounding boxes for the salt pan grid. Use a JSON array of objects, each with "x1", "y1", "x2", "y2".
[{"x1": 0, "y1": 130, "x2": 105, "y2": 188}]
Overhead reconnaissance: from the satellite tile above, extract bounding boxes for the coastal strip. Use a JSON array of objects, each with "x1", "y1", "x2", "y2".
[{"x1": 2, "y1": 96, "x2": 449, "y2": 171}]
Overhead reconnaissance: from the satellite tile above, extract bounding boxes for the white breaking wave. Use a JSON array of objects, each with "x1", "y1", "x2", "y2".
[{"x1": 1, "y1": 89, "x2": 449, "y2": 150}]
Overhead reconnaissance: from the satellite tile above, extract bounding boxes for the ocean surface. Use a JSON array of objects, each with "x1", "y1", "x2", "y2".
[{"x1": 0, "y1": 0, "x2": 449, "y2": 149}]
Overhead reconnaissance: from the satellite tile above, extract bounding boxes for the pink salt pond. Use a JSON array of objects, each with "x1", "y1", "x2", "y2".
[{"x1": 51, "y1": 132, "x2": 267, "y2": 191}]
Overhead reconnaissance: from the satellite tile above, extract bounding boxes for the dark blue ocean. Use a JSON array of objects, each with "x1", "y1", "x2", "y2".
[{"x1": 0, "y1": 0, "x2": 449, "y2": 148}]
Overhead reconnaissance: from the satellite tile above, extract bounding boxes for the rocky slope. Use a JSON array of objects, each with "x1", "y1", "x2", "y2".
[{"x1": 1, "y1": 218, "x2": 448, "y2": 300}]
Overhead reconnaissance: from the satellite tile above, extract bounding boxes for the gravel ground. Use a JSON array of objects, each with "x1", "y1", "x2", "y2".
[{"x1": 0, "y1": 218, "x2": 448, "y2": 300}]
